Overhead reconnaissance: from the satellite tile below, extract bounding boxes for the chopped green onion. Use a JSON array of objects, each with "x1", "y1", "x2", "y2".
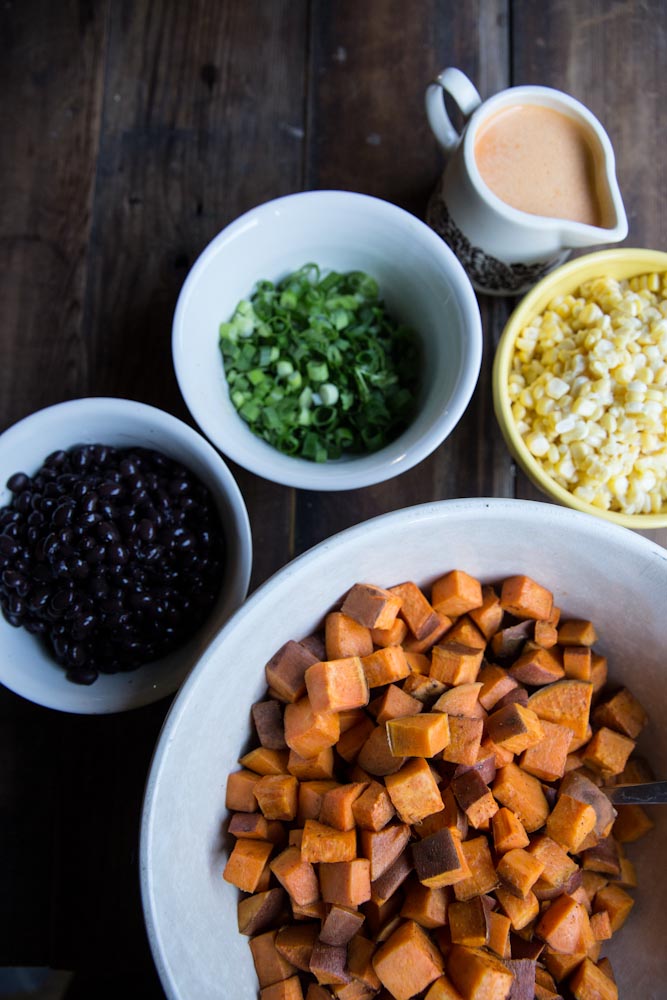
[{"x1": 218, "y1": 263, "x2": 420, "y2": 462}]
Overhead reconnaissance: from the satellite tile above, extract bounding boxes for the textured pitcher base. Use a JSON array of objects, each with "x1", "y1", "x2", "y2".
[{"x1": 426, "y1": 193, "x2": 570, "y2": 297}]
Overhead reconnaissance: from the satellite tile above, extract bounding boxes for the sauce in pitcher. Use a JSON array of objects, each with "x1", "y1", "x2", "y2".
[{"x1": 474, "y1": 104, "x2": 602, "y2": 226}]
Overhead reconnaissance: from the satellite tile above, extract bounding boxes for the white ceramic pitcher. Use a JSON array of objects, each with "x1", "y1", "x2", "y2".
[{"x1": 425, "y1": 68, "x2": 628, "y2": 295}]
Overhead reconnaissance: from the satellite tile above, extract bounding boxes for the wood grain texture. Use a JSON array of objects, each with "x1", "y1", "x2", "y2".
[{"x1": 512, "y1": 0, "x2": 667, "y2": 548}]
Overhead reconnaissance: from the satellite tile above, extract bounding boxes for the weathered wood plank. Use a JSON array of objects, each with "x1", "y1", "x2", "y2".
[
  {"x1": 295, "y1": 0, "x2": 512, "y2": 557},
  {"x1": 512, "y1": 0, "x2": 667, "y2": 547}
]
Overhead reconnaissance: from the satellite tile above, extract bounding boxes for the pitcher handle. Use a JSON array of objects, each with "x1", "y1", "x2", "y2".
[{"x1": 425, "y1": 68, "x2": 482, "y2": 153}]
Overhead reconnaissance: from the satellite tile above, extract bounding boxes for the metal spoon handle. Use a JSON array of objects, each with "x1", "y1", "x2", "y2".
[{"x1": 605, "y1": 780, "x2": 667, "y2": 805}]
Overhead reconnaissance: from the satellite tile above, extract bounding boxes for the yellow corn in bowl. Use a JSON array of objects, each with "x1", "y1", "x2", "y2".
[{"x1": 493, "y1": 248, "x2": 667, "y2": 529}]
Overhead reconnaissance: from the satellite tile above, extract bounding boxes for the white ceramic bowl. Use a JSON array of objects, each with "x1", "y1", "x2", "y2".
[
  {"x1": 0, "y1": 398, "x2": 252, "y2": 713},
  {"x1": 172, "y1": 191, "x2": 482, "y2": 490},
  {"x1": 141, "y1": 498, "x2": 666, "y2": 1000}
]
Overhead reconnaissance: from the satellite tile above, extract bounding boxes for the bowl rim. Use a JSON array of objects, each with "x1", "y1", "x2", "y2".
[
  {"x1": 139, "y1": 495, "x2": 667, "y2": 1000},
  {"x1": 492, "y1": 247, "x2": 667, "y2": 529},
  {"x1": 172, "y1": 189, "x2": 483, "y2": 491},
  {"x1": 0, "y1": 396, "x2": 253, "y2": 713}
]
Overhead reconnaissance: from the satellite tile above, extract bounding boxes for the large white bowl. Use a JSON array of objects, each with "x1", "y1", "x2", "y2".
[
  {"x1": 141, "y1": 498, "x2": 666, "y2": 1000},
  {"x1": 0, "y1": 398, "x2": 252, "y2": 713},
  {"x1": 172, "y1": 190, "x2": 482, "y2": 490}
]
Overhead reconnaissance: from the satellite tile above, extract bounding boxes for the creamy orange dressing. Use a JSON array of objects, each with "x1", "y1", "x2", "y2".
[{"x1": 474, "y1": 104, "x2": 602, "y2": 226}]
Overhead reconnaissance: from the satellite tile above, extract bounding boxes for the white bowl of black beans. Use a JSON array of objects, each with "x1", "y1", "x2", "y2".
[
  {"x1": 0, "y1": 397, "x2": 252, "y2": 713},
  {"x1": 172, "y1": 190, "x2": 482, "y2": 490}
]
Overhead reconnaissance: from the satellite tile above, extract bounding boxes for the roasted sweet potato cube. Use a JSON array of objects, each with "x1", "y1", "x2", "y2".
[
  {"x1": 284, "y1": 698, "x2": 340, "y2": 758},
  {"x1": 469, "y1": 584, "x2": 504, "y2": 639},
  {"x1": 361, "y1": 646, "x2": 411, "y2": 687},
  {"x1": 496, "y1": 848, "x2": 544, "y2": 898},
  {"x1": 275, "y1": 923, "x2": 319, "y2": 971},
  {"x1": 486, "y1": 911, "x2": 511, "y2": 960},
  {"x1": 250, "y1": 928, "x2": 298, "y2": 987},
  {"x1": 389, "y1": 580, "x2": 440, "y2": 639},
  {"x1": 301, "y1": 819, "x2": 356, "y2": 863},
  {"x1": 320, "y1": 904, "x2": 366, "y2": 946},
  {"x1": 404, "y1": 650, "x2": 431, "y2": 674},
  {"x1": 496, "y1": 884, "x2": 540, "y2": 931},
  {"x1": 270, "y1": 846, "x2": 320, "y2": 905},
  {"x1": 442, "y1": 716, "x2": 484, "y2": 766},
  {"x1": 255, "y1": 774, "x2": 299, "y2": 821},
  {"x1": 430, "y1": 642, "x2": 484, "y2": 685},
  {"x1": 347, "y1": 934, "x2": 381, "y2": 990},
  {"x1": 447, "y1": 945, "x2": 514, "y2": 1000},
  {"x1": 320, "y1": 859, "x2": 372, "y2": 907},
  {"x1": 477, "y1": 664, "x2": 519, "y2": 711},
  {"x1": 433, "y1": 682, "x2": 485, "y2": 718},
  {"x1": 425, "y1": 975, "x2": 466, "y2": 1000},
  {"x1": 490, "y1": 620, "x2": 533, "y2": 660},
  {"x1": 370, "y1": 848, "x2": 413, "y2": 906},
  {"x1": 260, "y1": 976, "x2": 304, "y2": 1000},
  {"x1": 402, "y1": 674, "x2": 447, "y2": 703},
  {"x1": 432, "y1": 570, "x2": 483, "y2": 617},
  {"x1": 356, "y1": 724, "x2": 405, "y2": 776},
  {"x1": 306, "y1": 656, "x2": 369, "y2": 714},
  {"x1": 612, "y1": 803, "x2": 654, "y2": 843},
  {"x1": 486, "y1": 703, "x2": 544, "y2": 755},
  {"x1": 240, "y1": 747, "x2": 290, "y2": 776},
  {"x1": 337, "y1": 717, "x2": 376, "y2": 764},
  {"x1": 401, "y1": 879, "x2": 449, "y2": 928},
  {"x1": 559, "y1": 770, "x2": 617, "y2": 839},
  {"x1": 445, "y1": 615, "x2": 487, "y2": 650},
  {"x1": 372, "y1": 919, "x2": 444, "y2": 1000},
  {"x1": 546, "y1": 795, "x2": 597, "y2": 853},
  {"x1": 581, "y1": 727, "x2": 634, "y2": 777},
  {"x1": 592, "y1": 687, "x2": 648, "y2": 739},
  {"x1": 412, "y1": 828, "x2": 471, "y2": 889},
  {"x1": 352, "y1": 780, "x2": 395, "y2": 832},
  {"x1": 386, "y1": 713, "x2": 450, "y2": 758},
  {"x1": 449, "y1": 897, "x2": 488, "y2": 947},
  {"x1": 451, "y1": 769, "x2": 498, "y2": 828},
  {"x1": 288, "y1": 747, "x2": 336, "y2": 780},
  {"x1": 325, "y1": 612, "x2": 374, "y2": 659},
  {"x1": 237, "y1": 887, "x2": 286, "y2": 936},
  {"x1": 528, "y1": 680, "x2": 593, "y2": 740},
  {"x1": 589, "y1": 910, "x2": 612, "y2": 941},
  {"x1": 508, "y1": 646, "x2": 564, "y2": 686},
  {"x1": 415, "y1": 787, "x2": 467, "y2": 842},
  {"x1": 527, "y1": 836, "x2": 579, "y2": 897},
  {"x1": 536, "y1": 894, "x2": 594, "y2": 955},
  {"x1": 557, "y1": 619, "x2": 597, "y2": 647},
  {"x1": 342, "y1": 583, "x2": 402, "y2": 630},
  {"x1": 385, "y1": 758, "x2": 444, "y2": 825},
  {"x1": 252, "y1": 700, "x2": 287, "y2": 750},
  {"x1": 492, "y1": 763, "x2": 550, "y2": 832},
  {"x1": 266, "y1": 640, "x2": 320, "y2": 703},
  {"x1": 562, "y1": 646, "x2": 592, "y2": 681},
  {"x1": 370, "y1": 683, "x2": 422, "y2": 724},
  {"x1": 519, "y1": 719, "x2": 571, "y2": 782},
  {"x1": 226, "y1": 769, "x2": 262, "y2": 813},
  {"x1": 452, "y1": 836, "x2": 499, "y2": 902},
  {"x1": 370, "y1": 617, "x2": 409, "y2": 648},
  {"x1": 569, "y1": 958, "x2": 618, "y2": 1000},
  {"x1": 534, "y1": 619, "x2": 559, "y2": 649},
  {"x1": 297, "y1": 780, "x2": 339, "y2": 823},
  {"x1": 492, "y1": 807, "x2": 529, "y2": 854},
  {"x1": 501, "y1": 575, "x2": 553, "y2": 620},
  {"x1": 402, "y1": 611, "x2": 453, "y2": 654},
  {"x1": 580, "y1": 836, "x2": 621, "y2": 877},
  {"x1": 359, "y1": 820, "x2": 411, "y2": 881},
  {"x1": 223, "y1": 838, "x2": 273, "y2": 893},
  {"x1": 593, "y1": 884, "x2": 634, "y2": 932},
  {"x1": 590, "y1": 653, "x2": 608, "y2": 694},
  {"x1": 320, "y1": 782, "x2": 368, "y2": 832},
  {"x1": 310, "y1": 940, "x2": 350, "y2": 986}
]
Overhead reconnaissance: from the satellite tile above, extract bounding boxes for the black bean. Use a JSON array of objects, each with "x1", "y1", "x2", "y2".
[{"x1": 7, "y1": 472, "x2": 30, "y2": 494}]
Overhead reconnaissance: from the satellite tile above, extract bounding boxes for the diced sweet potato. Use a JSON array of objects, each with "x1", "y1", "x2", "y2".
[
  {"x1": 402, "y1": 611, "x2": 453, "y2": 654},
  {"x1": 496, "y1": 849, "x2": 544, "y2": 899},
  {"x1": 495, "y1": 886, "x2": 539, "y2": 931},
  {"x1": 362, "y1": 894, "x2": 403, "y2": 940},
  {"x1": 492, "y1": 763, "x2": 550, "y2": 832},
  {"x1": 589, "y1": 910, "x2": 611, "y2": 941},
  {"x1": 562, "y1": 646, "x2": 592, "y2": 681},
  {"x1": 592, "y1": 884, "x2": 634, "y2": 932},
  {"x1": 492, "y1": 808, "x2": 529, "y2": 854},
  {"x1": 250, "y1": 928, "x2": 298, "y2": 987},
  {"x1": 385, "y1": 758, "x2": 444, "y2": 825},
  {"x1": 442, "y1": 717, "x2": 485, "y2": 766},
  {"x1": 528, "y1": 680, "x2": 592, "y2": 740},
  {"x1": 320, "y1": 859, "x2": 372, "y2": 907},
  {"x1": 320, "y1": 904, "x2": 366, "y2": 946},
  {"x1": 370, "y1": 684, "x2": 423, "y2": 724},
  {"x1": 558, "y1": 770, "x2": 617, "y2": 839},
  {"x1": 447, "y1": 944, "x2": 514, "y2": 1000},
  {"x1": 508, "y1": 646, "x2": 564, "y2": 686},
  {"x1": 370, "y1": 617, "x2": 409, "y2": 648},
  {"x1": 270, "y1": 846, "x2": 320, "y2": 905},
  {"x1": 320, "y1": 782, "x2": 368, "y2": 832},
  {"x1": 580, "y1": 836, "x2": 621, "y2": 877},
  {"x1": 228, "y1": 811, "x2": 281, "y2": 842},
  {"x1": 581, "y1": 727, "x2": 635, "y2": 778},
  {"x1": 255, "y1": 774, "x2": 299, "y2": 821},
  {"x1": 432, "y1": 570, "x2": 483, "y2": 617},
  {"x1": 612, "y1": 803, "x2": 654, "y2": 843},
  {"x1": 337, "y1": 717, "x2": 376, "y2": 764},
  {"x1": 342, "y1": 583, "x2": 402, "y2": 630},
  {"x1": 275, "y1": 923, "x2": 319, "y2": 971},
  {"x1": 253, "y1": 700, "x2": 288, "y2": 750},
  {"x1": 412, "y1": 828, "x2": 471, "y2": 889},
  {"x1": 519, "y1": 720, "x2": 571, "y2": 783},
  {"x1": 238, "y1": 887, "x2": 287, "y2": 936},
  {"x1": 445, "y1": 615, "x2": 487, "y2": 650},
  {"x1": 240, "y1": 746, "x2": 290, "y2": 776},
  {"x1": 592, "y1": 687, "x2": 648, "y2": 739},
  {"x1": 557, "y1": 620, "x2": 597, "y2": 647},
  {"x1": 306, "y1": 657, "x2": 370, "y2": 714},
  {"x1": 288, "y1": 747, "x2": 336, "y2": 780},
  {"x1": 452, "y1": 836, "x2": 499, "y2": 902},
  {"x1": 301, "y1": 819, "x2": 357, "y2": 863},
  {"x1": 527, "y1": 836, "x2": 579, "y2": 899},
  {"x1": 546, "y1": 795, "x2": 596, "y2": 853},
  {"x1": 370, "y1": 848, "x2": 413, "y2": 906},
  {"x1": 284, "y1": 698, "x2": 341, "y2": 758},
  {"x1": 357, "y1": 724, "x2": 405, "y2": 776},
  {"x1": 390, "y1": 581, "x2": 440, "y2": 639},
  {"x1": 401, "y1": 879, "x2": 449, "y2": 928},
  {"x1": 569, "y1": 958, "x2": 618, "y2": 1000},
  {"x1": 536, "y1": 894, "x2": 594, "y2": 955},
  {"x1": 352, "y1": 780, "x2": 396, "y2": 832},
  {"x1": 360, "y1": 821, "x2": 412, "y2": 881},
  {"x1": 310, "y1": 940, "x2": 350, "y2": 986},
  {"x1": 386, "y1": 713, "x2": 451, "y2": 758},
  {"x1": 372, "y1": 919, "x2": 444, "y2": 1000},
  {"x1": 430, "y1": 642, "x2": 484, "y2": 685},
  {"x1": 326, "y1": 612, "x2": 374, "y2": 659},
  {"x1": 433, "y1": 683, "x2": 485, "y2": 718},
  {"x1": 404, "y1": 650, "x2": 431, "y2": 674},
  {"x1": 491, "y1": 621, "x2": 533, "y2": 661},
  {"x1": 298, "y1": 781, "x2": 340, "y2": 823},
  {"x1": 347, "y1": 934, "x2": 381, "y2": 990},
  {"x1": 223, "y1": 838, "x2": 273, "y2": 893},
  {"x1": 226, "y1": 769, "x2": 262, "y2": 813},
  {"x1": 469, "y1": 585, "x2": 504, "y2": 639},
  {"x1": 361, "y1": 646, "x2": 411, "y2": 687},
  {"x1": 415, "y1": 787, "x2": 467, "y2": 842},
  {"x1": 425, "y1": 975, "x2": 466, "y2": 1000},
  {"x1": 478, "y1": 664, "x2": 519, "y2": 712},
  {"x1": 260, "y1": 976, "x2": 304, "y2": 1000},
  {"x1": 449, "y1": 897, "x2": 488, "y2": 947},
  {"x1": 534, "y1": 619, "x2": 559, "y2": 649},
  {"x1": 501, "y1": 575, "x2": 553, "y2": 621},
  {"x1": 486, "y1": 911, "x2": 511, "y2": 960},
  {"x1": 402, "y1": 674, "x2": 447, "y2": 703},
  {"x1": 486, "y1": 704, "x2": 544, "y2": 755},
  {"x1": 266, "y1": 640, "x2": 320, "y2": 703},
  {"x1": 451, "y1": 769, "x2": 499, "y2": 828}
]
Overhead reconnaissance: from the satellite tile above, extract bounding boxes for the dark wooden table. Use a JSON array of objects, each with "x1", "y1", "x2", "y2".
[{"x1": 2, "y1": 2, "x2": 665, "y2": 996}]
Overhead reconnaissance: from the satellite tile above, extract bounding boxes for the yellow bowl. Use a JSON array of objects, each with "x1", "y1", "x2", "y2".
[{"x1": 493, "y1": 248, "x2": 667, "y2": 529}]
